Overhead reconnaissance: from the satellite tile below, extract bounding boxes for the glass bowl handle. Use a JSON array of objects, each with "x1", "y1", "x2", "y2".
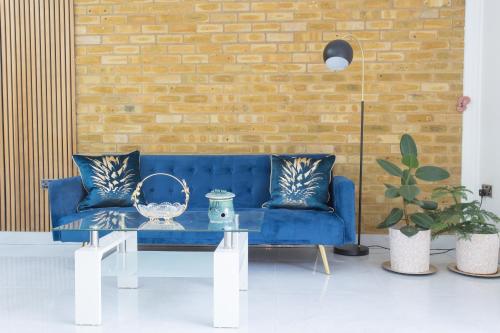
[{"x1": 131, "y1": 172, "x2": 190, "y2": 209}]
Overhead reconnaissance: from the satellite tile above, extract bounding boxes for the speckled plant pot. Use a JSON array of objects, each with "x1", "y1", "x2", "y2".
[
  {"x1": 456, "y1": 233, "x2": 500, "y2": 275},
  {"x1": 389, "y1": 228, "x2": 431, "y2": 274}
]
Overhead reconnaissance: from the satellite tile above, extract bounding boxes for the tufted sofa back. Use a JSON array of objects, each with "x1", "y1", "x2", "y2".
[{"x1": 139, "y1": 154, "x2": 329, "y2": 209}]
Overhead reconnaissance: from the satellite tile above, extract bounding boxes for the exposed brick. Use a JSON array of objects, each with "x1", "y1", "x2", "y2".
[
  {"x1": 75, "y1": 0, "x2": 464, "y2": 233},
  {"x1": 266, "y1": 33, "x2": 294, "y2": 42}
]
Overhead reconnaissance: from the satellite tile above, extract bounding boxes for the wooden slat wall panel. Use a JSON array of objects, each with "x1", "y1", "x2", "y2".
[{"x1": 0, "y1": 0, "x2": 76, "y2": 231}]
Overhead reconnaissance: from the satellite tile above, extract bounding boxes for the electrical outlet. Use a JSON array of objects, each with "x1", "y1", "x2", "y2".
[{"x1": 479, "y1": 184, "x2": 493, "y2": 198}]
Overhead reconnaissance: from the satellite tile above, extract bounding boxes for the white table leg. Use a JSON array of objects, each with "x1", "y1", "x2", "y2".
[
  {"x1": 213, "y1": 232, "x2": 240, "y2": 328},
  {"x1": 75, "y1": 248, "x2": 102, "y2": 326},
  {"x1": 75, "y1": 231, "x2": 134, "y2": 326},
  {"x1": 239, "y1": 232, "x2": 248, "y2": 291},
  {"x1": 117, "y1": 231, "x2": 138, "y2": 289}
]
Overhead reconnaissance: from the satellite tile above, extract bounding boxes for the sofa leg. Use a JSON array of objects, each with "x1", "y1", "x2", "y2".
[{"x1": 318, "y1": 245, "x2": 331, "y2": 275}]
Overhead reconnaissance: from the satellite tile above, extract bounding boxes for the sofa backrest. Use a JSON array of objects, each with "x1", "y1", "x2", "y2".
[{"x1": 139, "y1": 154, "x2": 329, "y2": 209}]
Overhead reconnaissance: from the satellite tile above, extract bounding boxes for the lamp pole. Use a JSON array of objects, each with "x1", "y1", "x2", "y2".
[{"x1": 324, "y1": 34, "x2": 369, "y2": 256}]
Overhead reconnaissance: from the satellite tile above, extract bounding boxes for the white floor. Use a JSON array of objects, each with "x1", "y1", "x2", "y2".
[{"x1": 0, "y1": 241, "x2": 499, "y2": 333}]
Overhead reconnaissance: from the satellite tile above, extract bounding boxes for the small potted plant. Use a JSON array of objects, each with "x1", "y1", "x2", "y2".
[
  {"x1": 431, "y1": 186, "x2": 500, "y2": 275},
  {"x1": 376, "y1": 134, "x2": 449, "y2": 274}
]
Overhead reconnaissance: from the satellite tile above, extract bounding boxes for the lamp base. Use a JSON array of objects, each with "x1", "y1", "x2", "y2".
[{"x1": 334, "y1": 244, "x2": 369, "y2": 256}]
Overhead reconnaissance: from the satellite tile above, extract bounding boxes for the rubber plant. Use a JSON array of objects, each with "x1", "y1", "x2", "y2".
[{"x1": 376, "y1": 134, "x2": 450, "y2": 237}]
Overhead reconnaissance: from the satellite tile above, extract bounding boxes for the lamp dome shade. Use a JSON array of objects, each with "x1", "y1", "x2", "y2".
[{"x1": 323, "y1": 40, "x2": 353, "y2": 71}]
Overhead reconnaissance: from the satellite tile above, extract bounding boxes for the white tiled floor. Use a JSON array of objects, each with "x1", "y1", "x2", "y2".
[{"x1": 0, "y1": 243, "x2": 499, "y2": 333}]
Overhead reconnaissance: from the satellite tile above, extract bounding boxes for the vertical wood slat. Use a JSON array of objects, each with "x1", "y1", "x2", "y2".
[
  {"x1": 47, "y1": 0, "x2": 54, "y2": 227},
  {"x1": 33, "y1": 0, "x2": 42, "y2": 232},
  {"x1": 42, "y1": 0, "x2": 50, "y2": 230},
  {"x1": 0, "y1": 0, "x2": 76, "y2": 231},
  {"x1": 19, "y1": 0, "x2": 27, "y2": 231},
  {"x1": 28, "y1": 0, "x2": 37, "y2": 230},
  {"x1": 7, "y1": 0, "x2": 14, "y2": 231},
  {"x1": 69, "y1": 0, "x2": 77, "y2": 180},
  {"x1": 13, "y1": 0, "x2": 21, "y2": 231},
  {"x1": 6, "y1": 0, "x2": 14, "y2": 231},
  {"x1": 0, "y1": 0, "x2": 6, "y2": 231},
  {"x1": 2, "y1": 0, "x2": 12, "y2": 231}
]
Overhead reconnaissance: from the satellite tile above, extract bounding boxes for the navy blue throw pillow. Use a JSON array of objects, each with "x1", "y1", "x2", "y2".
[
  {"x1": 73, "y1": 151, "x2": 143, "y2": 211},
  {"x1": 263, "y1": 155, "x2": 335, "y2": 211}
]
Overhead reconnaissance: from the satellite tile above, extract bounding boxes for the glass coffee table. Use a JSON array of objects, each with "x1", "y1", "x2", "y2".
[{"x1": 54, "y1": 210, "x2": 263, "y2": 328}]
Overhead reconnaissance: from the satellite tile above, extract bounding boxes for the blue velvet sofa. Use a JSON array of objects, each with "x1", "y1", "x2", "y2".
[{"x1": 48, "y1": 155, "x2": 356, "y2": 247}]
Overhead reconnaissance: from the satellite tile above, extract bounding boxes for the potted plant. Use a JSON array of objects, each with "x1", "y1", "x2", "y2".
[
  {"x1": 431, "y1": 186, "x2": 500, "y2": 275},
  {"x1": 376, "y1": 134, "x2": 450, "y2": 274}
]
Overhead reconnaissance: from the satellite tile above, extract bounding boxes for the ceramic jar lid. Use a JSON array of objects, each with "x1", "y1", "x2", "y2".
[{"x1": 205, "y1": 189, "x2": 235, "y2": 200}]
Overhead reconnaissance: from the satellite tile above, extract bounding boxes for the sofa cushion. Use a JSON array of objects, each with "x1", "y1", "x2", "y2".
[
  {"x1": 139, "y1": 155, "x2": 272, "y2": 209},
  {"x1": 263, "y1": 155, "x2": 335, "y2": 211},
  {"x1": 56, "y1": 208, "x2": 346, "y2": 245},
  {"x1": 73, "y1": 151, "x2": 143, "y2": 211}
]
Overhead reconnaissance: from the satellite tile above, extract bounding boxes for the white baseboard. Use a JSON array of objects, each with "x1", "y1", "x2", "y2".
[
  {"x1": 0, "y1": 232, "x2": 457, "y2": 249},
  {"x1": 0, "y1": 232, "x2": 55, "y2": 245}
]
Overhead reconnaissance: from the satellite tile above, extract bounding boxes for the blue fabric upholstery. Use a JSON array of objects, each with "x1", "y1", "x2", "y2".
[
  {"x1": 48, "y1": 155, "x2": 356, "y2": 245},
  {"x1": 331, "y1": 176, "x2": 356, "y2": 243},
  {"x1": 48, "y1": 176, "x2": 86, "y2": 241},
  {"x1": 139, "y1": 155, "x2": 272, "y2": 209}
]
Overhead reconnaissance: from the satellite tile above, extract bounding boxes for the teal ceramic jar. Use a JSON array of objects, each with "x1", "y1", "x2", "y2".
[{"x1": 205, "y1": 190, "x2": 235, "y2": 223}]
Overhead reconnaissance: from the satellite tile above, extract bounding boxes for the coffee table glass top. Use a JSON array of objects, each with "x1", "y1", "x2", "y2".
[{"x1": 54, "y1": 210, "x2": 263, "y2": 233}]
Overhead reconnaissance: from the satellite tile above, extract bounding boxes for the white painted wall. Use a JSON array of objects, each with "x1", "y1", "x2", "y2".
[
  {"x1": 462, "y1": 0, "x2": 500, "y2": 215},
  {"x1": 478, "y1": 0, "x2": 500, "y2": 214}
]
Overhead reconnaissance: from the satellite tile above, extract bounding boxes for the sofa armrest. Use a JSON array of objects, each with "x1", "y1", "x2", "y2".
[
  {"x1": 332, "y1": 176, "x2": 356, "y2": 243},
  {"x1": 47, "y1": 176, "x2": 85, "y2": 236}
]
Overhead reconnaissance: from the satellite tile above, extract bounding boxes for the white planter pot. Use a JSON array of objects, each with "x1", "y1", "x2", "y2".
[
  {"x1": 456, "y1": 233, "x2": 500, "y2": 275},
  {"x1": 390, "y1": 228, "x2": 431, "y2": 274}
]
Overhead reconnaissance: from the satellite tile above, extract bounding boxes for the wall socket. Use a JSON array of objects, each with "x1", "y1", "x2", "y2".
[{"x1": 479, "y1": 184, "x2": 493, "y2": 198}]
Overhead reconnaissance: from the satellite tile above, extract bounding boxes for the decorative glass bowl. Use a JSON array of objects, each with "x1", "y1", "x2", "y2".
[{"x1": 131, "y1": 173, "x2": 190, "y2": 223}]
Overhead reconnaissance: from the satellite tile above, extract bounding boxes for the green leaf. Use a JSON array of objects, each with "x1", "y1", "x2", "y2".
[
  {"x1": 384, "y1": 184, "x2": 400, "y2": 198},
  {"x1": 377, "y1": 159, "x2": 403, "y2": 177},
  {"x1": 410, "y1": 212, "x2": 435, "y2": 229},
  {"x1": 377, "y1": 208, "x2": 404, "y2": 229},
  {"x1": 415, "y1": 166, "x2": 450, "y2": 182},
  {"x1": 431, "y1": 189, "x2": 450, "y2": 201},
  {"x1": 401, "y1": 170, "x2": 417, "y2": 185},
  {"x1": 400, "y1": 134, "x2": 418, "y2": 157},
  {"x1": 385, "y1": 186, "x2": 400, "y2": 198},
  {"x1": 415, "y1": 200, "x2": 438, "y2": 210},
  {"x1": 399, "y1": 185, "x2": 420, "y2": 202},
  {"x1": 401, "y1": 154, "x2": 419, "y2": 168},
  {"x1": 400, "y1": 225, "x2": 419, "y2": 237},
  {"x1": 431, "y1": 222, "x2": 453, "y2": 236},
  {"x1": 432, "y1": 186, "x2": 471, "y2": 201}
]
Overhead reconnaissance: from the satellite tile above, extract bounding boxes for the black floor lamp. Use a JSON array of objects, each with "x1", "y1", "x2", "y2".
[{"x1": 323, "y1": 35, "x2": 369, "y2": 256}]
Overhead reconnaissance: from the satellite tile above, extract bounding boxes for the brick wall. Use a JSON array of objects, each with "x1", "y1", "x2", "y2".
[{"x1": 74, "y1": 0, "x2": 465, "y2": 233}]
